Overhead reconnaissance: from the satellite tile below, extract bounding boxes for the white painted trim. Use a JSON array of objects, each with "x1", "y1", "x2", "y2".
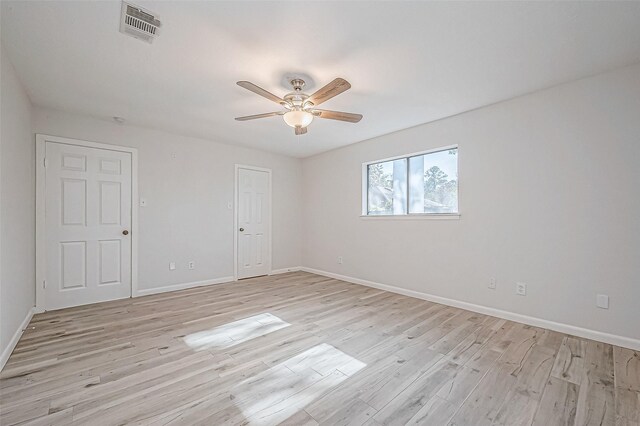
[
  {"x1": 361, "y1": 163, "x2": 368, "y2": 215},
  {"x1": 300, "y1": 267, "x2": 640, "y2": 351},
  {"x1": 131, "y1": 149, "x2": 139, "y2": 297},
  {"x1": 270, "y1": 267, "x2": 302, "y2": 275},
  {"x1": 35, "y1": 137, "x2": 47, "y2": 312},
  {"x1": 135, "y1": 276, "x2": 235, "y2": 297},
  {"x1": 234, "y1": 164, "x2": 273, "y2": 281},
  {"x1": 360, "y1": 214, "x2": 460, "y2": 220},
  {"x1": 361, "y1": 144, "x2": 459, "y2": 167},
  {"x1": 0, "y1": 308, "x2": 35, "y2": 372},
  {"x1": 35, "y1": 134, "x2": 139, "y2": 310}
]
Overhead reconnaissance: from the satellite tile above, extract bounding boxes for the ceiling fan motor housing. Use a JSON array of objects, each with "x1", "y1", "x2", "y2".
[
  {"x1": 290, "y1": 78, "x2": 306, "y2": 91},
  {"x1": 283, "y1": 79, "x2": 313, "y2": 109},
  {"x1": 284, "y1": 93, "x2": 311, "y2": 109}
]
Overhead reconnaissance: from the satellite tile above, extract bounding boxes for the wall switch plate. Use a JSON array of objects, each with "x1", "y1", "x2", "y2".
[
  {"x1": 516, "y1": 282, "x2": 527, "y2": 296},
  {"x1": 139, "y1": 198, "x2": 147, "y2": 207},
  {"x1": 169, "y1": 262, "x2": 176, "y2": 270},
  {"x1": 188, "y1": 261, "x2": 195, "y2": 270},
  {"x1": 489, "y1": 277, "x2": 496, "y2": 289},
  {"x1": 596, "y1": 294, "x2": 609, "y2": 309},
  {"x1": 337, "y1": 256, "x2": 343, "y2": 264}
]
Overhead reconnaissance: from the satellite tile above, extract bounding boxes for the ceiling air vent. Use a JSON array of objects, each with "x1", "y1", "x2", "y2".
[{"x1": 119, "y1": 2, "x2": 161, "y2": 43}]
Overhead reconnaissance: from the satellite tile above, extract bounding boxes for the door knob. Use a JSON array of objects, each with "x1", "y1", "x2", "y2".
[
  {"x1": 239, "y1": 228, "x2": 244, "y2": 232},
  {"x1": 122, "y1": 230, "x2": 129, "y2": 235}
]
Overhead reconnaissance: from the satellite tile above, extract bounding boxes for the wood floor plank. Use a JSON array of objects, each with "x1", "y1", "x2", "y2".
[
  {"x1": 492, "y1": 344, "x2": 557, "y2": 425},
  {"x1": 373, "y1": 358, "x2": 462, "y2": 425},
  {"x1": 448, "y1": 364, "x2": 518, "y2": 426},
  {"x1": 614, "y1": 387, "x2": 640, "y2": 425},
  {"x1": 318, "y1": 397, "x2": 377, "y2": 426},
  {"x1": 406, "y1": 395, "x2": 457, "y2": 424},
  {"x1": 551, "y1": 336, "x2": 587, "y2": 385},
  {"x1": 615, "y1": 347, "x2": 640, "y2": 392},
  {"x1": 278, "y1": 410, "x2": 318, "y2": 426},
  {"x1": 360, "y1": 349, "x2": 443, "y2": 410},
  {"x1": 303, "y1": 355, "x2": 404, "y2": 422},
  {"x1": 574, "y1": 373, "x2": 616, "y2": 425},
  {"x1": 0, "y1": 272, "x2": 636, "y2": 426},
  {"x1": 531, "y1": 376, "x2": 579, "y2": 426},
  {"x1": 0, "y1": 398, "x2": 51, "y2": 426}
]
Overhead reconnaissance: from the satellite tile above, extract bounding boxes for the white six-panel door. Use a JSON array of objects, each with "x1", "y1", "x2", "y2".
[
  {"x1": 44, "y1": 142, "x2": 132, "y2": 310},
  {"x1": 237, "y1": 167, "x2": 271, "y2": 279}
]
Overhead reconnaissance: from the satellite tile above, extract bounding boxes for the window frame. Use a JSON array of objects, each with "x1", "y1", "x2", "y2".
[{"x1": 361, "y1": 144, "x2": 460, "y2": 219}]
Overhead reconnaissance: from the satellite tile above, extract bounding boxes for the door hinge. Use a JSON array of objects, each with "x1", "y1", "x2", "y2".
[{"x1": 43, "y1": 157, "x2": 48, "y2": 168}]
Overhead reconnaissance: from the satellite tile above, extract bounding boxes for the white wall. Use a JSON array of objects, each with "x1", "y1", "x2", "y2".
[
  {"x1": 1, "y1": 45, "x2": 35, "y2": 360},
  {"x1": 34, "y1": 108, "x2": 302, "y2": 293},
  {"x1": 302, "y1": 63, "x2": 640, "y2": 342}
]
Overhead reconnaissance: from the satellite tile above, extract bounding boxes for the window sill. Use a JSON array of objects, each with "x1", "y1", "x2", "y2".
[{"x1": 360, "y1": 213, "x2": 461, "y2": 220}]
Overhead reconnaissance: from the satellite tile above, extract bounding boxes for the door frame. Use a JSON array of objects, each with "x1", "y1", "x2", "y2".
[
  {"x1": 233, "y1": 164, "x2": 272, "y2": 281},
  {"x1": 35, "y1": 134, "x2": 139, "y2": 312}
]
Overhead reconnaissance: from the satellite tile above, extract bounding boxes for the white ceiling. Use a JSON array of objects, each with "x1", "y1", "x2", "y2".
[{"x1": 2, "y1": 1, "x2": 640, "y2": 158}]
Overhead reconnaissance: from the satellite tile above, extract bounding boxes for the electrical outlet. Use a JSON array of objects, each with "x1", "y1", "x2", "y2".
[
  {"x1": 188, "y1": 261, "x2": 195, "y2": 270},
  {"x1": 488, "y1": 277, "x2": 496, "y2": 289},
  {"x1": 596, "y1": 294, "x2": 609, "y2": 309},
  {"x1": 337, "y1": 256, "x2": 343, "y2": 264},
  {"x1": 516, "y1": 282, "x2": 527, "y2": 296},
  {"x1": 169, "y1": 262, "x2": 176, "y2": 270}
]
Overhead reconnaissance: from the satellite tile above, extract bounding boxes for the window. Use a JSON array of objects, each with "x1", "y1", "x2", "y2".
[{"x1": 363, "y1": 147, "x2": 458, "y2": 216}]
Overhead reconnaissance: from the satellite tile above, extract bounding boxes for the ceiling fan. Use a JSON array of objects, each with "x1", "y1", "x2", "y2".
[{"x1": 235, "y1": 78, "x2": 362, "y2": 135}]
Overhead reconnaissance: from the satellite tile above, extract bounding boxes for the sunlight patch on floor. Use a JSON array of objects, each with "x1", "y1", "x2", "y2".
[
  {"x1": 231, "y1": 343, "x2": 367, "y2": 425},
  {"x1": 182, "y1": 312, "x2": 290, "y2": 350}
]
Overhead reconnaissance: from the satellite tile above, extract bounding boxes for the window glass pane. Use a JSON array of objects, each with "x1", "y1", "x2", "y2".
[
  {"x1": 408, "y1": 148, "x2": 458, "y2": 214},
  {"x1": 367, "y1": 158, "x2": 407, "y2": 215}
]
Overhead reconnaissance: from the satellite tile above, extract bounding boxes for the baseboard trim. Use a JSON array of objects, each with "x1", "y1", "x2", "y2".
[
  {"x1": 270, "y1": 267, "x2": 302, "y2": 275},
  {"x1": 135, "y1": 276, "x2": 235, "y2": 297},
  {"x1": 131, "y1": 267, "x2": 305, "y2": 297},
  {"x1": 300, "y1": 267, "x2": 640, "y2": 351},
  {"x1": 1, "y1": 307, "x2": 36, "y2": 372}
]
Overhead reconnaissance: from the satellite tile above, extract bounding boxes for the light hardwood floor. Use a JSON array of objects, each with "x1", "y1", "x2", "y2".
[{"x1": 1, "y1": 272, "x2": 638, "y2": 425}]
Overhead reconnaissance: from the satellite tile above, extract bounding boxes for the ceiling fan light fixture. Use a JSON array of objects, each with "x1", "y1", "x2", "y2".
[
  {"x1": 283, "y1": 110, "x2": 314, "y2": 128},
  {"x1": 235, "y1": 77, "x2": 362, "y2": 134}
]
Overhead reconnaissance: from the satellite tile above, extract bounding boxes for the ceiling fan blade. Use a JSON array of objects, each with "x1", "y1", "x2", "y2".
[
  {"x1": 237, "y1": 81, "x2": 284, "y2": 104},
  {"x1": 307, "y1": 78, "x2": 351, "y2": 106},
  {"x1": 235, "y1": 111, "x2": 283, "y2": 121},
  {"x1": 313, "y1": 109, "x2": 362, "y2": 123},
  {"x1": 295, "y1": 126, "x2": 308, "y2": 135}
]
